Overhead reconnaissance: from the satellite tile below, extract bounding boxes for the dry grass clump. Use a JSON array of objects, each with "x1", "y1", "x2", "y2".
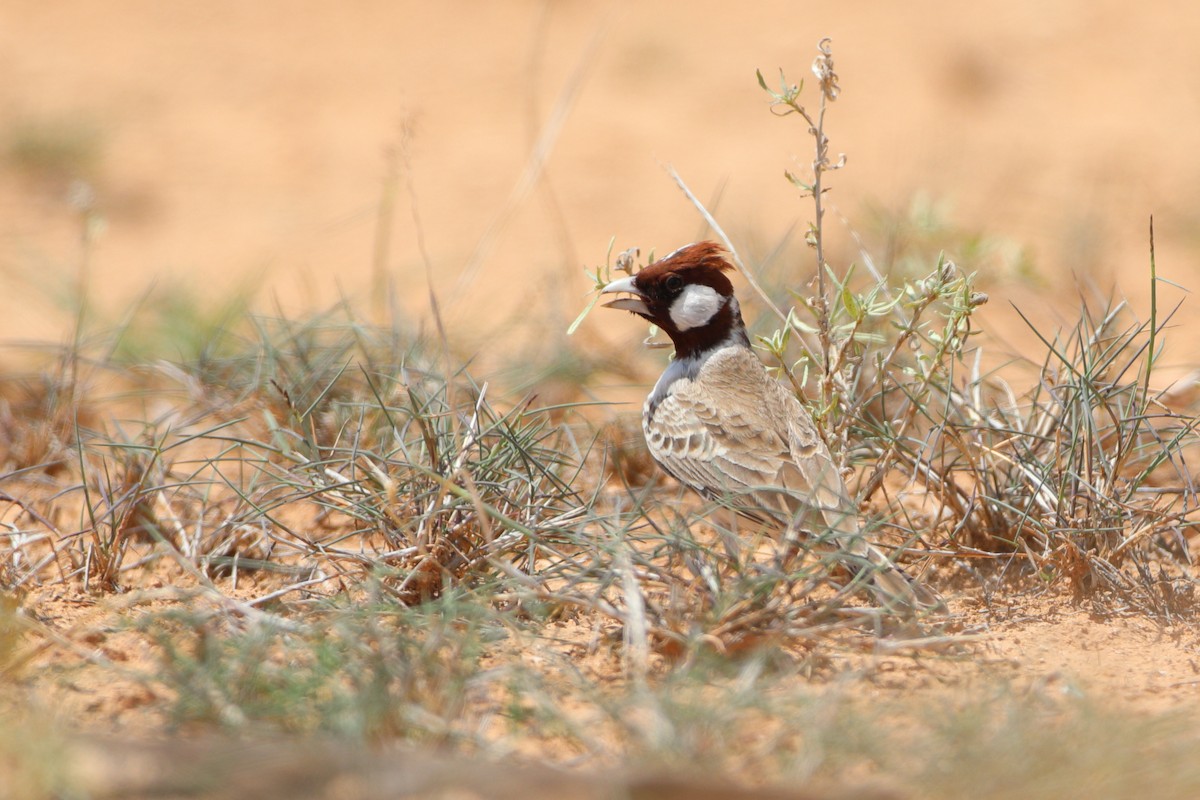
[
  {"x1": 917, "y1": 273, "x2": 1199, "y2": 613},
  {"x1": 733, "y1": 43, "x2": 1200, "y2": 616},
  {"x1": 0, "y1": 358, "x2": 95, "y2": 476},
  {"x1": 1, "y1": 305, "x2": 595, "y2": 608}
]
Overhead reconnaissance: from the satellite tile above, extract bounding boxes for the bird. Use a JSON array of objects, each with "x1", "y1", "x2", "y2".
[{"x1": 600, "y1": 241, "x2": 942, "y2": 614}]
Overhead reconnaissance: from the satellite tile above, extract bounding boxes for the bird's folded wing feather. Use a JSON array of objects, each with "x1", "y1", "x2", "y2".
[{"x1": 646, "y1": 373, "x2": 843, "y2": 529}]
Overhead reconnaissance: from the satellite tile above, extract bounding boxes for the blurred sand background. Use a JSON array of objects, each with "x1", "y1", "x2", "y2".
[{"x1": 2, "y1": 0, "x2": 1199, "y2": 352}]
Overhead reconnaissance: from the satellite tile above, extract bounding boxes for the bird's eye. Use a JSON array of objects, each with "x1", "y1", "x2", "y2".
[{"x1": 665, "y1": 275, "x2": 683, "y2": 293}]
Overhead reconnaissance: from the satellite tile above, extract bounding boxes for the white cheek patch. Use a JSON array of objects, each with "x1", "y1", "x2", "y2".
[{"x1": 668, "y1": 284, "x2": 723, "y2": 331}]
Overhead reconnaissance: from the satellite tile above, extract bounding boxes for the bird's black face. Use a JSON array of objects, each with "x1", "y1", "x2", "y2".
[{"x1": 601, "y1": 242, "x2": 742, "y2": 359}]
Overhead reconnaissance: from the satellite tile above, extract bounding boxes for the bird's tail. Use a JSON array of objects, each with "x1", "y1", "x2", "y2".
[
  {"x1": 775, "y1": 502, "x2": 944, "y2": 615},
  {"x1": 839, "y1": 535, "x2": 945, "y2": 615},
  {"x1": 782, "y1": 451, "x2": 943, "y2": 615},
  {"x1": 753, "y1": 469, "x2": 944, "y2": 615}
]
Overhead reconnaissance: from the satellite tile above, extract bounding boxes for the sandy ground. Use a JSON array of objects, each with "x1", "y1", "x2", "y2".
[
  {"x1": 5, "y1": 0, "x2": 1200, "y2": 784},
  {"x1": 18, "y1": 580, "x2": 1200, "y2": 731}
]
